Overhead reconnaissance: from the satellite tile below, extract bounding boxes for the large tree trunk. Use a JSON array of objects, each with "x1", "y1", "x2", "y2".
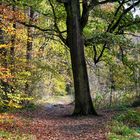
[{"x1": 65, "y1": 0, "x2": 97, "y2": 115}]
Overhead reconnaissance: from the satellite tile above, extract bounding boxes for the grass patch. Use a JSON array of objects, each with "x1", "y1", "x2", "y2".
[
  {"x1": 107, "y1": 121, "x2": 140, "y2": 140},
  {"x1": 107, "y1": 109, "x2": 140, "y2": 140},
  {"x1": 115, "y1": 109, "x2": 140, "y2": 127},
  {"x1": 0, "y1": 130, "x2": 36, "y2": 140}
]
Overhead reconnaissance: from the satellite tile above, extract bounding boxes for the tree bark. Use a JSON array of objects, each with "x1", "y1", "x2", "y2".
[
  {"x1": 64, "y1": 0, "x2": 97, "y2": 115},
  {"x1": 25, "y1": 7, "x2": 34, "y2": 96},
  {"x1": 26, "y1": 7, "x2": 34, "y2": 63},
  {"x1": 10, "y1": 6, "x2": 16, "y2": 74},
  {"x1": 0, "y1": 22, "x2": 7, "y2": 68},
  {"x1": 0, "y1": 8, "x2": 9, "y2": 102}
]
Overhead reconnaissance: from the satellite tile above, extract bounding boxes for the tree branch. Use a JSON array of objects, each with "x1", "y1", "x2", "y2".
[
  {"x1": 95, "y1": 43, "x2": 106, "y2": 64},
  {"x1": 93, "y1": 0, "x2": 140, "y2": 64},
  {"x1": 93, "y1": 45, "x2": 97, "y2": 63},
  {"x1": 109, "y1": 0, "x2": 140, "y2": 32},
  {"x1": 120, "y1": 19, "x2": 140, "y2": 30},
  {"x1": 81, "y1": 0, "x2": 89, "y2": 30},
  {"x1": 107, "y1": 0, "x2": 125, "y2": 32},
  {"x1": 18, "y1": 21, "x2": 54, "y2": 33},
  {"x1": 48, "y1": 0, "x2": 67, "y2": 45}
]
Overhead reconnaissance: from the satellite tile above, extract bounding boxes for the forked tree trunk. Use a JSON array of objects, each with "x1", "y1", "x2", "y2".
[{"x1": 65, "y1": 0, "x2": 97, "y2": 115}]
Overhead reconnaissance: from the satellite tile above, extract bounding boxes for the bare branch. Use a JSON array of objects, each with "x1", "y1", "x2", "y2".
[
  {"x1": 107, "y1": 0, "x2": 125, "y2": 32},
  {"x1": 18, "y1": 21, "x2": 54, "y2": 33},
  {"x1": 48, "y1": 0, "x2": 67, "y2": 45},
  {"x1": 93, "y1": 45, "x2": 97, "y2": 63},
  {"x1": 95, "y1": 44, "x2": 106, "y2": 64}
]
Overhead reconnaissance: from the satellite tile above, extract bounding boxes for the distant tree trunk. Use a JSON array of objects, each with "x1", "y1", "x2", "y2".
[
  {"x1": 10, "y1": 6, "x2": 16, "y2": 74},
  {"x1": 135, "y1": 42, "x2": 140, "y2": 96},
  {"x1": 64, "y1": 0, "x2": 97, "y2": 115},
  {"x1": 95, "y1": 65, "x2": 101, "y2": 93},
  {"x1": 0, "y1": 22, "x2": 7, "y2": 68},
  {"x1": 0, "y1": 10, "x2": 9, "y2": 101},
  {"x1": 134, "y1": 64, "x2": 140, "y2": 97},
  {"x1": 26, "y1": 8, "x2": 34, "y2": 63},
  {"x1": 109, "y1": 66, "x2": 115, "y2": 107},
  {"x1": 0, "y1": 8, "x2": 7, "y2": 71},
  {"x1": 25, "y1": 7, "x2": 34, "y2": 96}
]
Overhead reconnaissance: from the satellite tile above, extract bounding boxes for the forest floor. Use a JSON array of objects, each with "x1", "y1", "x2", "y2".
[{"x1": 0, "y1": 103, "x2": 119, "y2": 140}]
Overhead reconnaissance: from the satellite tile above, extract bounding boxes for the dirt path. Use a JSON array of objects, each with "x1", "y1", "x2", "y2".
[{"x1": 0, "y1": 105, "x2": 117, "y2": 140}]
